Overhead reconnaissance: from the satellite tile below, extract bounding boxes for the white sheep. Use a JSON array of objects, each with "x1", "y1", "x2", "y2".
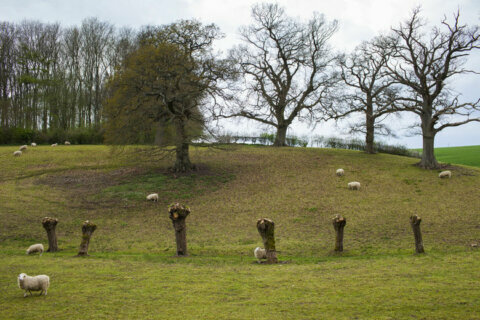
[
  {"x1": 146, "y1": 193, "x2": 159, "y2": 202},
  {"x1": 17, "y1": 273, "x2": 50, "y2": 297},
  {"x1": 64, "y1": 141, "x2": 71, "y2": 145},
  {"x1": 439, "y1": 170, "x2": 451, "y2": 179},
  {"x1": 348, "y1": 181, "x2": 361, "y2": 190},
  {"x1": 31, "y1": 142, "x2": 37, "y2": 147},
  {"x1": 26, "y1": 243, "x2": 44, "y2": 256},
  {"x1": 19, "y1": 145, "x2": 27, "y2": 151},
  {"x1": 51, "y1": 143, "x2": 58, "y2": 147},
  {"x1": 336, "y1": 168, "x2": 345, "y2": 176},
  {"x1": 254, "y1": 247, "x2": 267, "y2": 263},
  {"x1": 13, "y1": 150, "x2": 22, "y2": 157}
]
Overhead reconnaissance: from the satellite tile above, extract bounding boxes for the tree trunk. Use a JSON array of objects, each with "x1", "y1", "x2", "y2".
[
  {"x1": 174, "y1": 118, "x2": 193, "y2": 172},
  {"x1": 419, "y1": 114, "x2": 439, "y2": 169},
  {"x1": 168, "y1": 203, "x2": 191, "y2": 256},
  {"x1": 273, "y1": 125, "x2": 287, "y2": 147},
  {"x1": 41, "y1": 217, "x2": 59, "y2": 252},
  {"x1": 419, "y1": 134, "x2": 438, "y2": 169},
  {"x1": 365, "y1": 105, "x2": 375, "y2": 154},
  {"x1": 256, "y1": 218, "x2": 278, "y2": 263},
  {"x1": 332, "y1": 215, "x2": 346, "y2": 252},
  {"x1": 77, "y1": 220, "x2": 97, "y2": 256},
  {"x1": 410, "y1": 215, "x2": 425, "y2": 254}
]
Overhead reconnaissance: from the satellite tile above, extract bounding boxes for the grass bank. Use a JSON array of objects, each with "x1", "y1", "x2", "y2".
[{"x1": 1, "y1": 145, "x2": 479, "y2": 319}]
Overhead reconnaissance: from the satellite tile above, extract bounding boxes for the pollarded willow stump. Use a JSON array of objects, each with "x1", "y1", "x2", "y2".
[
  {"x1": 410, "y1": 215, "x2": 425, "y2": 254},
  {"x1": 168, "y1": 203, "x2": 191, "y2": 256},
  {"x1": 257, "y1": 218, "x2": 278, "y2": 264},
  {"x1": 77, "y1": 220, "x2": 97, "y2": 256},
  {"x1": 332, "y1": 215, "x2": 346, "y2": 252},
  {"x1": 42, "y1": 217, "x2": 59, "y2": 252}
]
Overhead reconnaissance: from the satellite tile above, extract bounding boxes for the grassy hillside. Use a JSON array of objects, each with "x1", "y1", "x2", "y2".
[
  {"x1": 415, "y1": 145, "x2": 480, "y2": 168},
  {"x1": 1, "y1": 145, "x2": 479, "y2": 319}
]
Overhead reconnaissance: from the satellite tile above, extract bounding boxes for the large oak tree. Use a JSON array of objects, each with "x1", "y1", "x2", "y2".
[
  {"x1": 105, "y1": 20, "x2": 232, "y2": 172},
  {"x1": 388, "y1": 8, "x2": 480, "y2": 169},
  {"x1": 336, "y1": 36, "x2": 400, "y2": 154},
  {"x1": 226, "y1": 3, "x2": 339, "y2": 146}
]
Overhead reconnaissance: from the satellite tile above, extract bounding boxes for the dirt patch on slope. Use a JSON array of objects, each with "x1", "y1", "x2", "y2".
[{"x1": 35, "y1": 167, "x2": 146, "y2": 194}]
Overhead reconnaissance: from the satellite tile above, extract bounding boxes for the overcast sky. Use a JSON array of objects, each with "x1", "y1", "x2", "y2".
[{"x1": 1, "y1": 0, "x2": 479, "y2": 148}]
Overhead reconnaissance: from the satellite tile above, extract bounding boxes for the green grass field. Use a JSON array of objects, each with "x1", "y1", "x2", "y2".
[
  {"x1": 1, "y1": 145, "x2": 479, "y2": 319},
  {"x1": 415, "y1": 145, "x2": 480, "y2": 168}
]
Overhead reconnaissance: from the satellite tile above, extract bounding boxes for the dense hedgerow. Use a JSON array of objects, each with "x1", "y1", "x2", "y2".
[{"x1": 0, "y1": 127, "x2": 104, "y2": 145}]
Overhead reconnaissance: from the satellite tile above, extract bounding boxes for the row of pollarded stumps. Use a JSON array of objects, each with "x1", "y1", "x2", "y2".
[
  {"x1": 41, "y1": 207, "x2": 425, "y2": 260},
  {"x1": 167, "y1": 203, "x2": 426, "y2": 263},
  {"x1": 333, "y1": 215, "x2": 425, "y2": 254},
  {"x1": 41, "y1": 217, "x2": 97, "y2": 256},
  {"x1": 254, "y1": 214, "x2": 425, "y2": 263}
]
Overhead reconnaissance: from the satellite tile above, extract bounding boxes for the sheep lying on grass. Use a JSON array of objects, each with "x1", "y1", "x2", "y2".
[
  {"x1": 336, "y1": 168, "x2": 344, "y2": 176},
  {"x1": 51, "y1": 143, "x2": 58, "y2": 147},
  {"x1": 439, "y1": 170, "x2": 451, "y2": 179},
  {"x1": 31, "y1": 142, "x2": 37, "y2": 147},
  {"x1": 146, "y1": 193, "x2": 159, "y2": 202},
  {"x1": 17, "y1": 273, "x2": 50, "y2": 297},
  {"x1": 19, "y1": 145, "x2": 27, "y2": 151},
  {"x1": 26, "y1": 244, "x2": 44, "y2": 256},
  {"x1": 254, "y1": 247, "x2": 267, "y2": 263},
  {"x1": 13, "y1": 150, "x2": 22, "y2": 157},
  {"x1": 348, "y1": 181, "x2": 361, "y2": 190}
]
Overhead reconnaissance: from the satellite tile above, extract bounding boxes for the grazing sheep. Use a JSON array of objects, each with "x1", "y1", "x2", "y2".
[
  {"x1": 19, "y1": 145, "x2": 27, "y2": 151},
  {"x1": 254, "y1": 247, "x2": 267, "y2": 263},
  {"x1": 26, "y1": 243, "x2": 44, "y2": 256},
  {"x1": 348, "y1": 181, "x2": 361, "y2": 190},
  {"x1": 439, "y1": 170, "x2": 451, "y2": 179},
  {"x1": 64, "y1": 141, "x2": 71, "y2": 145},
  {"x1": 13, "y1": 150, "x2": 22, "y2": 157},
  {"x1": 146, "y1": 193, "x2": 159, "y2": 202},
  {"x1": 17, "y1": 273, "x2": 50, "y2": 297},
  {"x1": 51, "y1": 143, "x2": 57, "y2": 147},
  {"x1": 336, "y1": 168, "x2": 345, "y2": 176},
  {"x1": 31, "y1": 142, "x2": 37, "y2": 147}
]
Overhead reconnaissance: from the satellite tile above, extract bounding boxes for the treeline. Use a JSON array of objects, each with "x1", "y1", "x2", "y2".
[
  {"x1": 1, "y1": 4, "x2": 479, "y2": 171},
  {"x1": 0, "y1": 18, "x2": 136, "y2": 138}
]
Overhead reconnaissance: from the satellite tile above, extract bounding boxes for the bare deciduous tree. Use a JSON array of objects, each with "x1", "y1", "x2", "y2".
[
  {"x1": 387, "y1": 8, "x2": 480, "y2": 169},
  {"x1": 336, "y1": 36, "x2": 400, "y2": 154},
  {"x1": 225, "y1": 3, "x2": 339, "y2": 146}
]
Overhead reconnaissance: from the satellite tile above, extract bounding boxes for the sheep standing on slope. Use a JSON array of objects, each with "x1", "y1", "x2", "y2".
[
  {"x1": 51, "y1": 143, "x2": 58, "y2": 147},
  {"x1": 17, "y1": 273, "x2": 50, "y2": 297},
  {"x1": 19, "y1": 145, "x2": 27, "y2": 151},
  {"x1": 64, "y1": 141, "x2": 71, "y2": 145},
  {"x1": 31, "y1": 142, "x2": 37, "y2": 147},
  {"x1": 336, "y1": 168, "x2": 345, "y2": 176},
  {"x1": 254, "y1": 247, "x2": 267, "y2": 263},
  {"x1": 26, "y1": 243, "x2": 44, "y2": 256},
  {"x1": 439, "y1": 170, "x2": 451, "y2": 179},
  {"x1": 13, "y1": 150, "x2": 22, "y2": 157},
  {"x1": 348, "y1": 181, "x2": 361, "y2": 190},
  {"x1": 146, "y1": 193, "x2": 159, "y2": 202}
]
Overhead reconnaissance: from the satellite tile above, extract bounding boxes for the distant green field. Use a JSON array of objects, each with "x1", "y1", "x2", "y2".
[{"x1": 415, "y1": 145, "x2": 480, "y2": 167}]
